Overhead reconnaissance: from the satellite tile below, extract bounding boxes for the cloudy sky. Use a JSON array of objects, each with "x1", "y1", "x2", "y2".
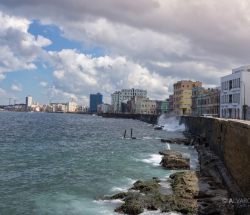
[{"x1": 0, "y1": 0, "x2": 250, "y2": 105}]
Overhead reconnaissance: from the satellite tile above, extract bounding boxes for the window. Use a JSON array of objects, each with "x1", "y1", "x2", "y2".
[
  {"x1": 229, "y1": 80, "x2": 232, "y2": 90},
  {"x1": 229, "y1": 95, "x2": 232, "y2": 103}
]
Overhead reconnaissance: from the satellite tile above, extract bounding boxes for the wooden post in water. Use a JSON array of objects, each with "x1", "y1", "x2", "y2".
[
  {"x1": 123, "y1": 130, "x2": 127, "y2": 138},
  {"x1": 131, "y1": 129, "x2": 133, "y2": 139}
]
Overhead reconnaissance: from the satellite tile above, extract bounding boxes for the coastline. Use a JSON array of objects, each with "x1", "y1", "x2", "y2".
[{"x1": 98, "y1": 115, "x2": 244, "y2": 215}]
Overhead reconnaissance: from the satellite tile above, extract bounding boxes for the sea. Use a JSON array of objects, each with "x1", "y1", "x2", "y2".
[{"x1": 0, "y1": 112, "x2": 198, "y2": 215}]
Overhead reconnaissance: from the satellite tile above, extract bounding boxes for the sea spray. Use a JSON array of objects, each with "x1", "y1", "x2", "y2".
[{"x1": 158, "y1": 115, "x2": 185, "y2": 132}]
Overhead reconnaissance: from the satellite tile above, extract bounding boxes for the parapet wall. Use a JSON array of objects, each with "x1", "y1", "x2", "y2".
[
  {"x1": 99, "y1": 113, "x2": 158, "y2": 124},
  {"x1": 182, "y1": 116, "x2": 250, "y2": 197}
]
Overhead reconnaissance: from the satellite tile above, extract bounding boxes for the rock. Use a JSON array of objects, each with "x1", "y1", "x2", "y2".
[
  {"x1": 131, "y1": 179, "x2": 160, "y2": 193},
  {"x1": 160, "y1": 138, "x2": 191, "y2": 145},
  {"x1": 115, "y1": 198, "x2": 144, "y2": 215},
  {"x1": 108, "y1": 192, "x2": 128, "y2": 200},
  {"x1": 159, "y1": 150, "x2": 190, "y2": 170}
]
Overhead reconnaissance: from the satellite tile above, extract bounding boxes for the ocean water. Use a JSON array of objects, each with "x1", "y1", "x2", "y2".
[{"x1": 0, "y1": 112, "x2": 197, "y2": 215}]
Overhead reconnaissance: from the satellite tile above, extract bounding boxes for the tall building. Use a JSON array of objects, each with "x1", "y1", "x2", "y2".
[
  {"x1": 220, "y1": 65, "x2": 250, "y2": 119},
  {"x1": 111, "y1": 88, "x2": 147, "y2": 113},
  {"x1": 89, "y1": 93, "x2": 103, "y2": 113},
  {"x1": 25, "y1": 96, "x2": 33, "y2": 110},
  {"x1": 173, "y1": 80, "x2": 202, "y2": 115}
]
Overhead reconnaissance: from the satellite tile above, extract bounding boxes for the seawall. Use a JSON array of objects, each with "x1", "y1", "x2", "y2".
[
  {"x1": 99, "y1": 113, "x2": 158, "y2": 124},
  {"x1": 181, "y1": 116, "x2": 250, "y2": 197}
]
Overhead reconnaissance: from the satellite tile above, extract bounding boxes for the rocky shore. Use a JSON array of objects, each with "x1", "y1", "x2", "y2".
[{"x1": 102, "y1": 135, "x2": 237, "y2": 215}]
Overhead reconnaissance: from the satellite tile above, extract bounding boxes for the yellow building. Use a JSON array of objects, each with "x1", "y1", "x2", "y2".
[{"x1": 173, "y1": 80, "x2": 202, "y2": 115}]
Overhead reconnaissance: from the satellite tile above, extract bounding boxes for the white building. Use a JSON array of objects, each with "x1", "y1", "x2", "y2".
[
  {"x1": 67, "y1": 101, "x2": 77, "y2": 112},
  {"x1": 111, "y1": 88, "x2": 147, "y2": 113},
  {"x1": 25, "y1": 96, "x2": 33, "y2": 108},
  {"x1": 97, "y1": 103, "x2": 111, "y2": 114},
  {"x1": 220, "y1": 65, "x2": 250, "y2": 119},
  {"x1": 131, "y1": 96, "x2": 157, "y2": 115},
  {"x1": 50, "y1": 103, "x2": 67, "y2": 112}
]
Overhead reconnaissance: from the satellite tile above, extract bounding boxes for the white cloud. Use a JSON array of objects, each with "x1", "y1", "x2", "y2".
[
  {"x1": 39, "y1": 81, "x2": 48, "y2": 87},
  {"x1": 36, "y1": 35, "x2": 52, "y2": 47},
  {"x1": 0, "y1": 74, "x2": 5, "y2": 80},
  {"x1": 0, "y1": 11, "x2": 50, "y2": 78},
  {"x1": 2, "y1": 1, "x2": 250, "y2": 103},
  {"x1": 53, "y1": 70, "x2": 65, "y2": 79},
  {"x1": 48, "y1": 49, "x2": 172, "y2": 102},
  {"x1": 11, "y1": 83, "x2": 22, "y2": 92}
]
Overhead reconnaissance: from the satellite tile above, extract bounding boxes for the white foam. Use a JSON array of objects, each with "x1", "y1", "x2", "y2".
[
  {"x1": 141, "y1": 209, "x2": 181, "y2": 215},
  {"x1": 111, "y1": 186, "x2": 127, "y2": 192},
  {"x1": 158, "y1": 116, "x2": 185, "y2": 132},
  {"x1": 93, "y1": 199, "x2": 124, "y2": 205},
  {"x1": 141, "y1": 154, "x2": 162, "y2": 166}
]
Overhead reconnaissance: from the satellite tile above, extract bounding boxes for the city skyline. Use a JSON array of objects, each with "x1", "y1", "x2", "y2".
[{"x1": 1, "y1": 1, "x2": 250, "y2": 105}]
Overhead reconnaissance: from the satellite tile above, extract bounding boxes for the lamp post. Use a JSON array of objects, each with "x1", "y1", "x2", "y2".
[{"x1": 241, "y1": 81, "x2": 247, "y2": 120}]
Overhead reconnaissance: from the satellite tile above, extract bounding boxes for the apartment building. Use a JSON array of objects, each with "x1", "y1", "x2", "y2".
[
  {"x1": 220, "y1": 65, "x2": 250, "y2": 119},
  {"x1": 173, "y1": 80, "x2": 202, "y2": 115}
]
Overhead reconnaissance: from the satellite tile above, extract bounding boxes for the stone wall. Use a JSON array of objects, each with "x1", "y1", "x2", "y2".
[
  {"x1": 182, "y1": 116, "x2": 250, "y2": 197},
  {"x1": 99, "y1": 113, "x2": 158, "y2": 124}
]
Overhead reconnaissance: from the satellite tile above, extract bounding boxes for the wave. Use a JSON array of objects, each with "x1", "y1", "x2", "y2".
[
  {"x1": 141, "y1": 209, "x2": 182, "y2": 215},
  {"x1": 141, "y1": 154, "x2": 162, "y2": 166},
  {"x1": 158, "y1": 116, "x2": 185, "y2": 132},
  {"x1": 93, "y1": 199, "x2": 124, "y2": 205}
]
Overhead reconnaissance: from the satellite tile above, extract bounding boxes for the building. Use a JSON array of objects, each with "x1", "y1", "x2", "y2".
[
  {"x1": 130, "y1": 96, "x2": 156, "y2": 115},
  {"x1": 156, "y1": 100, "x2": 169, "y2": 115},
  {"x1": 50, "y1": 103, "x2": 67, "y2": 112},
  {"x1": 67, "y1": 101, "x2": 77, "y2": 112},
  {"x1": 89, "y1": 93, "x2": 103, "y2": 113},
  {"x1": 173, "y1": 80, "x2": 202, "y2": 115},
  {"x1": 168, "y1": 95, "x2": 174, "y2": 113},
  {"x1": 77, "y1": 105, "x2": 88, "y2": 113},
  {"x1": 25, "y1": 96, "x2": 33, "y2": 110},
  {"x1": 97, "y1": 103, "x2": 111, "y2": 114},
  {"x1": 192, "y1": 87, "x2": 220, "y2": 117},
  {"x1": 191, "y1": 87, "x2": 204, "y2": 116},
  {"x1": 111, "y1": 88, "x2": 147, "y2": 113},
  {"x1": 220, "y1": 65, "x2": 250, "y2": 119}
]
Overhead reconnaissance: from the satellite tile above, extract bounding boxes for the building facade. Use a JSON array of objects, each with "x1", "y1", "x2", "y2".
[
  {"x1": 168, "y1": 95, "x2": 174, "y2": 113},
  {"x1": 173, "y1": 80, "x2": 202, "y2": 116},
  {"x1": 156, "y1": 100, "x2": 169, "y2": 115},
  {"x1": 89, "y1": 93, "x2": 103, "y2": 113},
  {"x1": 130, "y1": 96, "x2": 156, "y2": 115},
  {"x1": 111, "y1": 88, "x2": 147, "y2": 113},
  {"x1": 192, "y1": 87, "x2": 220, "y2": 117},
  {"x1": 67, "y1": 101, "x2": 77, "y2": 112},
  {"x1": 25, "y1": 96, "x2": 33, "y2": 110},
  {"x1": 97, "y1": 103, "x2": 111, "y2": 114},
  {"x1": 220, "y1": 65, "x2": 250, "y2": 119}
]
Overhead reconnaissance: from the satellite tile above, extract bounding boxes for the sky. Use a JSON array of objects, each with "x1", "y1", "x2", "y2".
[{"x1": 0, "y1": 0, "x2": 250, "y2": 106}]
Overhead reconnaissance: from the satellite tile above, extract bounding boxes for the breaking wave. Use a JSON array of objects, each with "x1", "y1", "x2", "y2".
[{"x1": 158, "y1": 116, "x2": 185, "y2": 132}]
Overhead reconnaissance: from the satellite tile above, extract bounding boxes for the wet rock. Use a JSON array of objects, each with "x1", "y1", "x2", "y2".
[
  {"x1": 108, "y1": 192, "x2": 128, "y2": 200},
  {"x1": 115, "y1": 193, "x2": 144, "y2": 215},
  {"x1": 160, "y1": 138, "x2": 191, "y2": 145},
  {"x1": 131, "y1": 179, "x2": 161, "y2": 193},
  {"x1": 159, "y1": 150, "x2": 190, "y2": 170}
]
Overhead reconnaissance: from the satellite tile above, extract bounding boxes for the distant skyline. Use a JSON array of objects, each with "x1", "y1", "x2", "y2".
[{"x1": 1, "y1": 1, "x2": 250, "y2": 105}]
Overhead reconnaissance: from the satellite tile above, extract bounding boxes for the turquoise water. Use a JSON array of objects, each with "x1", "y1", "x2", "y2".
[{"x1": 0, "y1": 112, "x2": 197, "y2": 215}]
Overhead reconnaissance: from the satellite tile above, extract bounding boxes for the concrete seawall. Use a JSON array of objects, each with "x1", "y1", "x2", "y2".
[
  {"x1": 99, "y1": 113, "x2": 159, "y2": 124},
  {"x1": 181, "y1": 116, "x2": 250, "y2": 197}
]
